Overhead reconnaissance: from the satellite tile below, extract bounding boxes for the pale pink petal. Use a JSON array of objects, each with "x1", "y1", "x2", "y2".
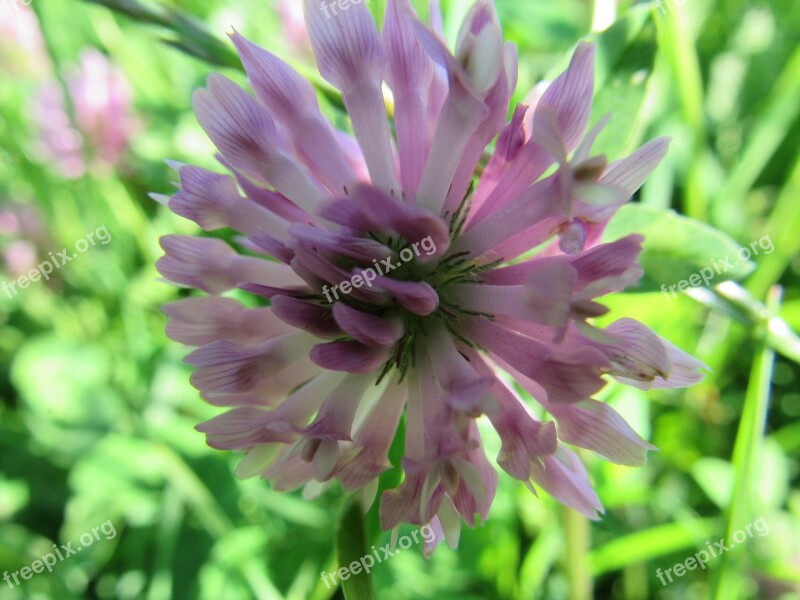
[
  {"x1": 549, "y1": 399, "x2": 657, "y2": 466},
  {"x1": 163, "y1": 297, "x2": 293, "y2": 346},
  {"x1": 303, "y1": 0, "x2": 398, "y2": 192},
  {"x1": 157, "y1": 235, "x2": 305, "y2": 294},
  {"x1": 530, "y1": 446, "x2": 604, "y2": 519},
  {"x1": 384, "y1": 0, "x2": 434, "y2": 196},
  {"x1": 186, "y1": 333, "x2": 316, "y2": 394},
  {"x1": 303, "y1": 373, "x2": 374, "y2": 440}
]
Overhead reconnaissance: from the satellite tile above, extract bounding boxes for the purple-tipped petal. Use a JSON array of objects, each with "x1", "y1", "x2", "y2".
[
  {"x1": 271, "y1": 295, "x2": 341, "y2": 338},
  {"x1": 171, "y1": 165, "x2": 289, "y2": 237},
  {"x1": 193, "y1": 74, "x2": 326, "y2": 213},
  {"x1": 332, "y1": 302, "x2": 404, "y2": 347},
  {"x1": 320, "y1": 185, "x2": 451, "y2": 258},
  {"x1": 384, "y1": 0, "x2": 434, "y2": 196},
  {"x1": 230, "y1": 31, "x2": 357, "y2": 194},
  {"x1": 376, "y1": 277, "x2": 439, "y2": 315},
  {"x1": 310, "y1": 340, "x2": 392, "y2": 373},
  {"x1": 302, "y1": 0, "x2": 398, "y2": 193}
]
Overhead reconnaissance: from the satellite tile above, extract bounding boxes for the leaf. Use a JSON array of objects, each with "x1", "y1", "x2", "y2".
[
  {"x1": 756, "y1": 438, "x2": 790, "y2": 511},
  {"x1": 10, "y1": 336, "x2": 127, "y2": 457},
  {"x1": 590, "y1": 6, "x2": 658, "y2": 159},
  {"x1": 336, "y1": 497, "x2": 375, "y2": 600},
  {"x1": 691, "y1": 458, "x2": 734, "y2": 509},
  {"x1": 603, "y1": 204, "x2": 754, "y2": 293},
  {"x1": 589, "y1": 518, "x2": 720, "y2": 575}
]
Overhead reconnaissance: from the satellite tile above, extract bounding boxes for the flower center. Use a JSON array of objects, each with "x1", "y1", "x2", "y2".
[{"x1": 311, "y1": 193, "x2": 496, "y2": 382}]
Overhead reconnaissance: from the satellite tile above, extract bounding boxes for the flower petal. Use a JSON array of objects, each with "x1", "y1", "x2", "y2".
[
  {"x1": 332, "y1": 302, "x2": 404, "y2": 347},
  {"x1": 230, "y1": 31, "x2": 356, "y2": 194},
  {"x1": 193, "y1": 74, "x2": 326, "y2": 213},
  {"x1": 550, "y1": 399, "x2": 657, "y2": 466},
  {"x1": 157, "y1": 235, "x2": 305, "y2": 294},
  {"x1": 171, "y1": 165, "x2": 289, "y2": 238},
  {"x1": 310, "y1": 340, "x2": 392, "y2": 373},
  {"x1": 270, "y1": 295, "x2": 342, "y2": 338},
  {"x1": 384, "y1": 0, "x2": 434, "y2": 196},
  {"x1": 163, "y1": 296, "x2": 292, "y2": 346},
  {"x1": 302, "y1": 0, "x2": 399, "y2": 193},
  {"x1": 530, "y1": 446, "x2": 604, "y2": 519}
]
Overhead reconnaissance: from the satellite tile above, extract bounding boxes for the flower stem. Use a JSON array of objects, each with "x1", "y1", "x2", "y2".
[
  {"x1": 712, "y1": 286, "x2": 779, "y2": 600},
  {"x1": 564, "y1": 505, "x2": 593, "y2": 600},
  {"x1": 336, "y1": 496, "x2": 375, "y2": 600}
]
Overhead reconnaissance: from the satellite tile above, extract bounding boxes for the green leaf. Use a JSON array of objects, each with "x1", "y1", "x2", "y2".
[
  {"x1": 10, "y1": 336, "x2": 126, "y2": 458},
  {"x1": 691, "y1": 458, "x2": 734, "y2": 509},
  {"x1": 336, "y1": 497, "x2": 375, "y2": 600},
  {"x1": 589, "y1": 518, "x2": 720, "y2": 575},
  {"x1": 590, "y1": 6, "x2": 658, "y2": 159},
  {"x1": 604, "y1": 204, "x2": 754, "y2": 293}
]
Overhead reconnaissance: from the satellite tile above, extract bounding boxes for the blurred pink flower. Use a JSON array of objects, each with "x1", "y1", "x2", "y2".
[
  {"x1": 157, "y1": 0, "x2": 706, "y2": 553},
  {"x1": 32, "y1": 83, "x2": 86, "y2": 178},
  {"x1": 277, "y1": 0, "x2": 312, "y2": 56},
  {"x1": 3, "y1": 240, "x2": 37, "y2": 276},
  {"x1": 33, "y1": 50, "x2": 135, "y2": 178},
  {"x1": 0, "y1": 1, "x2": 50, "y2": 77},
  {"x1": 68, "y1": 50, "x2": 136, "y2": 167},
  {"x1": 0, "y1": 203, "x2": 50, "y2": 277}
]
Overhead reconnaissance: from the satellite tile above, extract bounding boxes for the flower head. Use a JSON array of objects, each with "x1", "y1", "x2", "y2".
[{"x1": 158, "y1": 0, "x2": 706, "y2": 553}]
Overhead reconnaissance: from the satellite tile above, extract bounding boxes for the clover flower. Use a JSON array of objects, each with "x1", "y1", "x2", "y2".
[
  {"x1": 33, "y1": 50, "x2": 135, "y2": 178},
  {"x1": 157, "y1": 0, "x2": 706, "y2": 554}
]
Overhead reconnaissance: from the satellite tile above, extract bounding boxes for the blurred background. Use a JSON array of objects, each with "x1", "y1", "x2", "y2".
[{"x1": 0, "y1": 0, "x2": 798, "y2": 599}]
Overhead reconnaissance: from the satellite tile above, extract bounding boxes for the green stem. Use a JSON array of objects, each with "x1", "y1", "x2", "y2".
[
  {"x1": 335, "y1": 496, "x2": 375, "y2": 600},
  {"x1": 564, "y1": 506, "x2": 593, "y2": 600},
  {"x1": 712, "y1": 287, "x2": 779, "y2": 600}
]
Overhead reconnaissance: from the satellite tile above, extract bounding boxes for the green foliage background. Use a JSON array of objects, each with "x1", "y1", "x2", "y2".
[{"x1": 0, "y1": 0, "x2": 798, "y2": 599}]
